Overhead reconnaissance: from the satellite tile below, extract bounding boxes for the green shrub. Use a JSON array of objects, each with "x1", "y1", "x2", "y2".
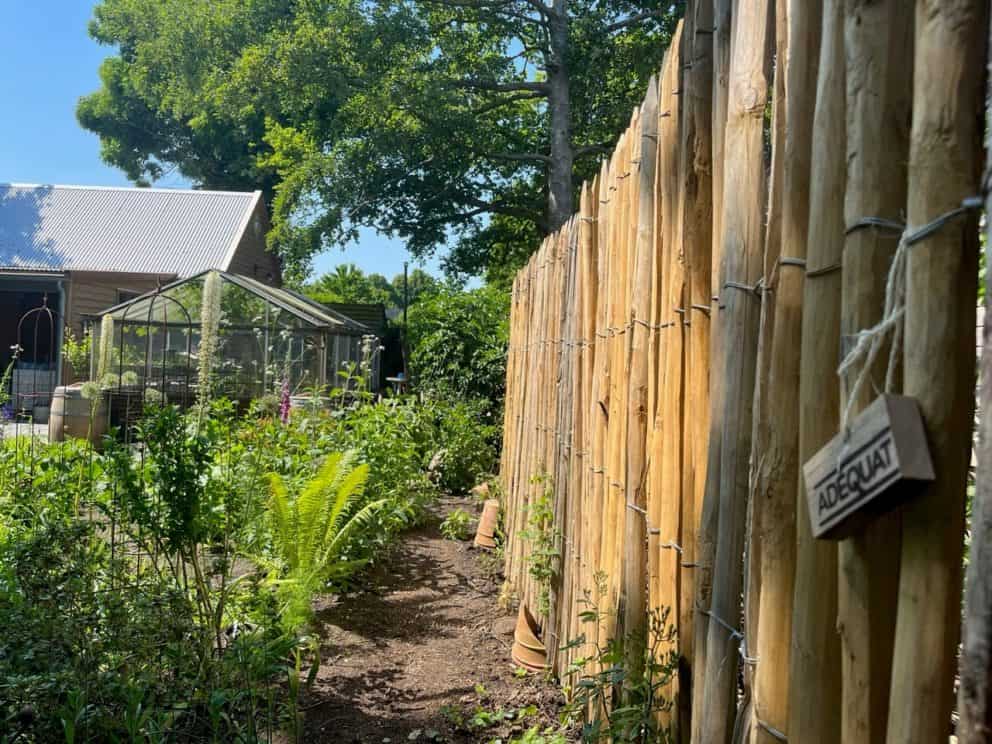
[
  {"x1": 406, "y1": 283, "x2": 509, "y2": 403},
  {"x1": 0, "y1": 384, "x2": 503, "y2": 739},
  {"x1": 0, "y1": 518, "x2": 295, "y2": 742},
  {"x1": 441, "y1": 508, "x2": 473, "y2": 541},
  {"x1": 429, "y1": 396, "x2": 500, "y2": 494}
]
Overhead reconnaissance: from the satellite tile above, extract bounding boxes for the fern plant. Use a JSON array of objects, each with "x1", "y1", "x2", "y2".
[{"x1": 265, "y1": 451, "x2": 384, "y2": 631}]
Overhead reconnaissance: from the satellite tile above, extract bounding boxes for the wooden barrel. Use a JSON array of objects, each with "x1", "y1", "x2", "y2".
[{"x1": 49, "y1": 386, "x2": 108, "y2": 445}]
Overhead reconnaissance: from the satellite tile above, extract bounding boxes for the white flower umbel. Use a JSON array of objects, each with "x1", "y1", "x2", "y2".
[
  {"x1": 97, "y1": 314, "x2": 114, "y2": 381},
  {"x1": 197, "y1": 271, "x2": 222, "y2": 413}
]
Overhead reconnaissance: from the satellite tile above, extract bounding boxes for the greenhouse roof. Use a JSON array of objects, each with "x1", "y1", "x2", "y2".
[{"x1": 96, "y1": 270, "x2": 374, "y2": 334}]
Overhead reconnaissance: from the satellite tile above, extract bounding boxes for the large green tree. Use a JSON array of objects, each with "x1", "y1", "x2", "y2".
[
  {"x1": 79, "y1": 0, "x2": 682, "y2": 280},
  {"x1": 303, "y1": 263, "x2": 440, "y2": 311}
]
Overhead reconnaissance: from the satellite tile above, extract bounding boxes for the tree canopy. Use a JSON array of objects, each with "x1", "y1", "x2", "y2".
[
  {"x1": 304, "y1": 263, "x2": 440, "y2": 312},
  {"x1": 79, "y1": 0, "x2": 682, "y2": 281}
]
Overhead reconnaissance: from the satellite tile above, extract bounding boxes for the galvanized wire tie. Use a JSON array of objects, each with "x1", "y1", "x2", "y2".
[{"x1": 723, "y1": 278, "x2": 766, "y2": 299}]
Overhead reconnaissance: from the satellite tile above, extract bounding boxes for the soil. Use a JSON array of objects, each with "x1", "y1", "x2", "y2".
[{"x1": 301, "y1": 496, "x2": 567, "y2": 743}]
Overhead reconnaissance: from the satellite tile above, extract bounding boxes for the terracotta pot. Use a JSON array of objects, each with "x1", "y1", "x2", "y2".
[
  {"x1": 510, "y1": 604, "x2": 548, "y2": 670},
  {"x1": 471, "y1": 481, "x2": 491, "y2": 499},
  {"x1": 511, "y1": 642, "x2": 549, "y2": 671},
  {"x1": 474, "y1": 533, "x2": 497, "y2": 549},
  {"x1": 476, "y1": 498, "x2": 500, "y2": 537},
  {"x1": 513, "y1": 603, "x2": 545, "y2": 650}
]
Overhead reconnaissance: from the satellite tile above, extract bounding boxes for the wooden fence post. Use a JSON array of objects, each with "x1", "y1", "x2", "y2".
[
  {"x1": 838, "y1": 2, "x2": 914, "y2": 740},
  {"x1": 601, "y1": 131, "x2": 628, "y2": 653},
  {"x1": 786, "y1": 0, "x2": 844, "y2": 740},
  {"x1": 957, "y1": 13, "x2": 992, "y2": 739},
  {"x1": 886, "y1": 2, "x2": 987, "y2": 741},
  {"x1": 741, "y1": 0, "x2": 786, "y2": 735},
  {"x1": 576, "y1": 178, "x2": 600, "y2": 671},
  {"x1": 621, "y1": 75, "x2": 660, "y2": 684},
  {"x1": 690, "y1": 0, "x2": 732, "y2": 738},
  {"x1": 590, "y1": 159, "x2": 612, "y2": 673},
  {"x1": 651, "y1": 22, "x2": 685, "y2": 725},
  {"x1": 696, "y1": 0, "x2": 773, "y2": 739},
  {"x1": 678, "y1": 0, "x2": 714, "y2": 735},
  {"x1": 748, "y1": 1, "x2": 821, "y2": 741}
]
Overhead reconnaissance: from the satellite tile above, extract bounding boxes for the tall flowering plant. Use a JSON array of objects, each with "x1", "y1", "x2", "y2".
[
  {"x1": 197, "y1": 272, "x2": 222, "y2": 417},
  {"x1": 279, "y1": 378, "x2": 291, "y2": 424}
]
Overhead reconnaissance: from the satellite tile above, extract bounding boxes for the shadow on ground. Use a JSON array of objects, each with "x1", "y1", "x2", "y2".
[{"x1": 301, "y1": 497, "x2": 565, "y2": 743}]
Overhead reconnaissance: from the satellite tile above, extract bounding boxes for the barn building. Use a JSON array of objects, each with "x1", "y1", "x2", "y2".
[{"x1": 0, "y1": 183, "x2": 279, "y2": 409}]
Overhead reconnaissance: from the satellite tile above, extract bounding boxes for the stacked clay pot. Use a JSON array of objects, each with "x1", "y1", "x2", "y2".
[
  {"x1": 474, "y1": 498, "x2": 500, "y2": 548},
  {"x1": 511, "y1": 603, "x2": 548, "y2": 672}
]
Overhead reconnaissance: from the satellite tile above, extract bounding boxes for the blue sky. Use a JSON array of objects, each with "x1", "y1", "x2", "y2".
[{"x1": 0, "y1": 1, "x2": 442, "y2": 282}]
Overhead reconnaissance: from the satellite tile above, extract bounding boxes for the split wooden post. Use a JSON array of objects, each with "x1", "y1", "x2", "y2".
[
  {"x1": 957, "y1": 12, "x2": 992, "y2": 739},
  {"x1": 652, "y1": 22, "x2": 685, "y2": 725},
  {"x1": 748, "y1": 1, "x2": 821, "y2": 741},
  {"x1": 590, "y1": 159, "x2": 612, "y2": 675},
  {"x1": 689, "y1": 0, "x2": 732, "y2": 739},
  {"x1": 886, "y1": 1, "x2": 987, "y2": 741},
  {"x1": 602, "y1": 127, "x2": 631, "y2": 654},
  {"x1": 741, "y1": 0, "x2": 787, "y2": 733},
  {"x1": 678, "y1": 0, "x2": 714, "y2": 734},
  {"x1": 646, "y1": 56, "x2": 670, "y2": 633},
  {"x1": 576, "y1": 178, "x2": 600, "y2": 670},
  {"x1": 696, "y1": 0, "x2": 773, "y2": 739},
  {"x1": 786, "y1": 0, "x2": 844, "y2": 740},
  {"x1": 837, "y1": 2, "x2": 914, "y2": 739},
  {"x1": 622, "y1": 79, "x2": 659, "y2": 683},
  {"x1": 550, "y1": 217, "x2": 577, "y2": 673}
]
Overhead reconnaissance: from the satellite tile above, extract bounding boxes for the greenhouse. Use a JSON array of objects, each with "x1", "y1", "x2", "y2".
[{"x1": 87, "y1": 270, "x2": 381, "y2": 407}]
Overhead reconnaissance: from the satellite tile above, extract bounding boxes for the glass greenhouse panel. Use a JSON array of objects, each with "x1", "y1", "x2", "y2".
[{"x1": 89, "y1": 271, "x2": 380, "y2": 407}]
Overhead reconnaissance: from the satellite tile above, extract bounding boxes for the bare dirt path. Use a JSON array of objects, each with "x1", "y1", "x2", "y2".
[{"x1": 301, "y1": 496, "x2": 565, "y2": 743}]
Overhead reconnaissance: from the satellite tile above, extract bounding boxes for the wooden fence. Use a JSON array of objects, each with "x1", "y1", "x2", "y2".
[{"x1": 497, "y1": 1, "x2": 990, "y2": 743}]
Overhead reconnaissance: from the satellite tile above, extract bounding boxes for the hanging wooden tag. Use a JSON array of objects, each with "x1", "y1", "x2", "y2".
[{"x1": 803, "y1": 394, "x2": 935, "y2": 540}]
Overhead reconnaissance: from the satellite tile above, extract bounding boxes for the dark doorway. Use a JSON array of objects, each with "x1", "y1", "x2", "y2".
[{"x1": 1, "y1": 290, "x2": 56, "y2": 367}]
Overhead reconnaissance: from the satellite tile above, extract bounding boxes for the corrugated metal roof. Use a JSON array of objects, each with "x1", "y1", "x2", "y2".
[{"x1": 0, "y1": 183, "x2": 261, "y2": 275}]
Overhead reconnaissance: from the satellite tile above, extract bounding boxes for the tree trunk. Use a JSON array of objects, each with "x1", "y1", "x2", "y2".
[{"x1": 546, "y1": 0, "x2": 574, "y2": 232}]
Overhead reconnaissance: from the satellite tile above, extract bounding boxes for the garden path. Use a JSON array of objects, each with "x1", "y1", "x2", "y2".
[{"x1": 301, "y1": 496, "x2": 564, "y2": 743}]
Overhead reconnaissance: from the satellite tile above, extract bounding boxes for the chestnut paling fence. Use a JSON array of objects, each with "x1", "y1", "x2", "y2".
[{"x1": 498, "y1": 1, "x2": 991, "y2": 743}]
